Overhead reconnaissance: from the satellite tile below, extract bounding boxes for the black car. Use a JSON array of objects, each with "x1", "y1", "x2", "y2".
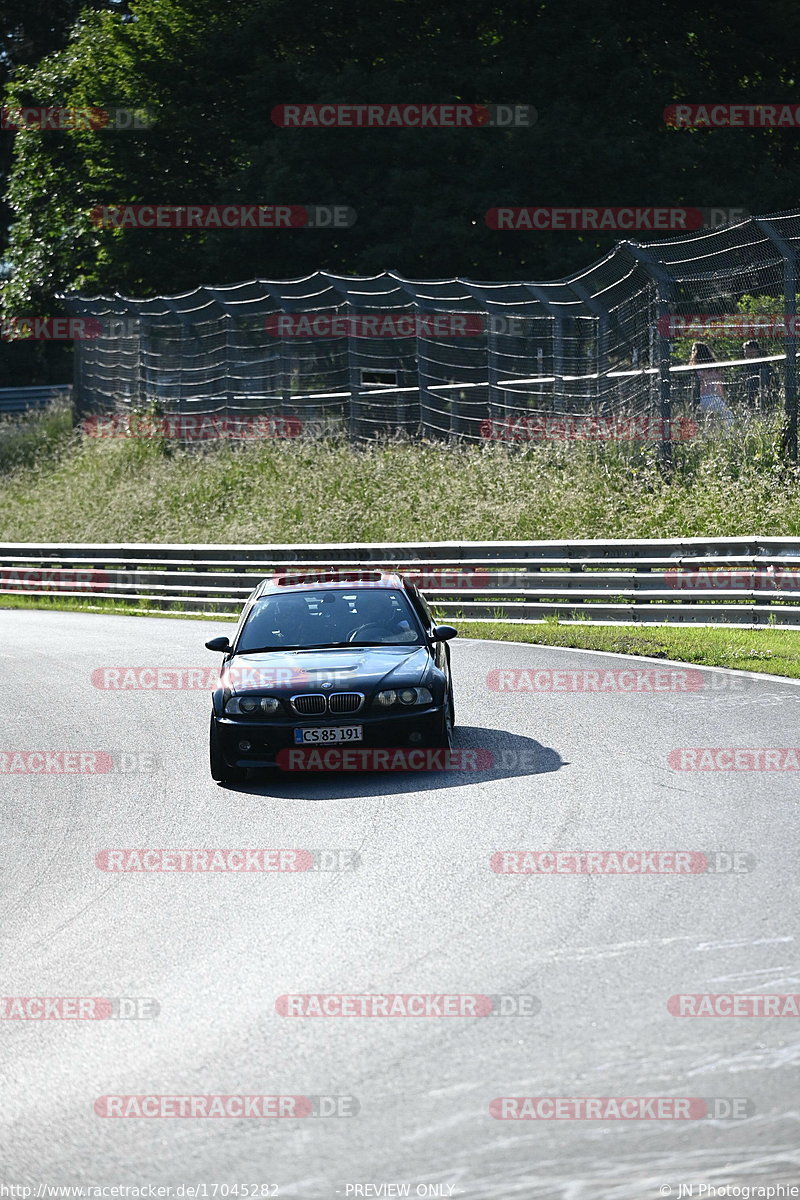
[{"x1": 205, "y1": 571, "x2": 457, "y2": 782}]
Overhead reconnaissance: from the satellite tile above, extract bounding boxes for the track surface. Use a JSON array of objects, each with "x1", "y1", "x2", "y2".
[{"x1": 2, "y1": 610, "x2": 799, "y2": 1198}]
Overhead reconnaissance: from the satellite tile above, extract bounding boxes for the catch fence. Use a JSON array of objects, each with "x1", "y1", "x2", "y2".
[{"x1": 63, "y1": 209, "x2": 800, "y2": 457}]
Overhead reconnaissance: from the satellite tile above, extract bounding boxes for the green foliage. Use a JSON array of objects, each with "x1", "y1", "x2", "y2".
[
  {"x1": 671, "y1": 292, "x2": 799, "y2": 364},
  {"x1": 5, "y1": 0, "x2": 800, "y2": 311},
  {"x1": 0, "y1": 413, "x2": 798, "y2": 542}
]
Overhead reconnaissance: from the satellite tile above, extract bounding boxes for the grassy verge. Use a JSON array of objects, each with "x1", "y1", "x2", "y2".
[
  {"x1": 457, "y1": 619, "x2": 800, "y2": 679},
  {"x1": 2, "y1": 593, "x2": 799, "y2": 678},
  {"x1": 0, "y1": 400, "x2": 74, "y2": 473},
  {"x1": 0, "y1": 406, "x2": 799, "y2": 541}
]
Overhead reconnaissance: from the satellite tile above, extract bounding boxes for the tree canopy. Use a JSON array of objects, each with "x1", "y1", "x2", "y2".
[{"x1": 3, "y1": 0, "x2": 800, "y2": 317}]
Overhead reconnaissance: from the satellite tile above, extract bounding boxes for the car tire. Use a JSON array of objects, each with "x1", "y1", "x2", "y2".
[
  {"x1": 430, "y1": 697, "x2": 454, "y2": 750},
  {"x1": 209, "y1": 717, "x2": 247, "y2": 784}
]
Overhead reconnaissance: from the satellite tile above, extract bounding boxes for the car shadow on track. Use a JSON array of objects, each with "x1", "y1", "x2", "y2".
[{"x1": 219, "y1": 725, "x2": 565, "y2": 799}]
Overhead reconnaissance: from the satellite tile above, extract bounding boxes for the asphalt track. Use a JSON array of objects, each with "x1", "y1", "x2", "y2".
[{"x1": 2, "y1": 609, "x2": 799, "y2": 1199}]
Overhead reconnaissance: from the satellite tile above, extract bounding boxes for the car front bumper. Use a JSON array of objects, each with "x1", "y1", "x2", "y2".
[{"x1": 212, "y1": 705, "x2": 445, "y2": 770}]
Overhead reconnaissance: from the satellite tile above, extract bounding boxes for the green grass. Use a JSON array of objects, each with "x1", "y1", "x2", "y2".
[
  {"x1": 0, "y1": 400, "x2": 74, "y2": 474},
  {"x1": 457, "y1": 619, "x2": 800, "y2": 679},
  {"x1": 0, "y1": 405, "x2": 798, "y2": 542}
]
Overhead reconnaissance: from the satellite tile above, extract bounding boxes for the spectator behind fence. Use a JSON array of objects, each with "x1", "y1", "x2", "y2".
[
  {"x1": 688, "y1": 341, "x2": 734, "y2": 425},
  {"x1": 742, "y1": 339, "x2": 773, "y2": 412}
]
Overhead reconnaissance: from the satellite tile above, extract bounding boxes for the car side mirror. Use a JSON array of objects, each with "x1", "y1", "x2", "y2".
[
  {"x1": 431, "y1": 625, "x2": 458, "y2": 642},
  {"x1": 205, "y1": 636, "x2": 231, "y2": 652}
]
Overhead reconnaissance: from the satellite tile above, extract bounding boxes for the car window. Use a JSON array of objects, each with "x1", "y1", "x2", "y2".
[{"x1": 236, "y1": 588, "x2": 423, "y2": 650}]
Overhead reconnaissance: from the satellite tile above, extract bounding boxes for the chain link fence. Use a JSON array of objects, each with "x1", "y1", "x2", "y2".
[{"x1": 63, "y1": 209, "x2": 800, "y2": 457}]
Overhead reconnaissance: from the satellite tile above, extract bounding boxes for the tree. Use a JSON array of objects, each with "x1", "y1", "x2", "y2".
[{"x1": 4, "y1": 0, "x2": 800, "y2": 318}]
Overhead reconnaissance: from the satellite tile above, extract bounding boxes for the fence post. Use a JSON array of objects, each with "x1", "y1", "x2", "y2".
[
  {"x1": 137, "y1": 316, "x2": 148, "y2": 413},
  {"x1": 486, "y1": 321, "x2": 500, "y2": 438},
  {"x1": 569, "y1": 280, "x2": 609, "y2": 408},
  {"x1": 416, "y1": 304, "x2": 440, "y2": 440},
  {"x1": 619, "y1": 242, "x2": 673, "y2": 471},
  {"x1": 755, "y1": 219, "x2": 798, "y2": 463},
  {"x1": 71, "y1": 328, "x2": 84, "y2": 428},
  {"x1": 655, "y1": 280, "x2": 672, "y2": 470},
  {"x1": 524, "y1": 285, "x2": 566, "y2": 416},
  {"x1": 346, "y1": 300, "x2": 361, "y2": 439}
]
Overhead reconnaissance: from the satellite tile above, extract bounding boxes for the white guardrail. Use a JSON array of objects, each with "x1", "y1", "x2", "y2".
[{"x1": 1, "y1": 538, "x2": 800, "y2": 628}]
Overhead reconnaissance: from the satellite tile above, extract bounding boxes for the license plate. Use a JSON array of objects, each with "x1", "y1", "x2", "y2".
[{"x1": 294, "y1": 725, "x2": 363, "y2": 745}]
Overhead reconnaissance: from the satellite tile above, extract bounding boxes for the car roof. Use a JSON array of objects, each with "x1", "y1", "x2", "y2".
[{"x1": 254, "y1": 570, "x2": 408, "y2": 597}]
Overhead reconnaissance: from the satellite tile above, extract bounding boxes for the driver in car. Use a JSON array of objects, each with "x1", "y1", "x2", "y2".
[{"x1": 350, "y1": 591, "x2": 417, "y2": 643}]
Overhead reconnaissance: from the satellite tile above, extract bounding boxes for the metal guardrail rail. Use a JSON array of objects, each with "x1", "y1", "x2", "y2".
[
  {"x1": 0, "y1": 385, "x2": 72, "y2": 414},
  {"x1": 1, "y1": 537, "x2": 799, "y2": 627}
]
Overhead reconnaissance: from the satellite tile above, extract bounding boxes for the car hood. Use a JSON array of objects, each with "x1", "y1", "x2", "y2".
[{"x1": 224, "y1": 645, "x2": 432, "y2": 693}]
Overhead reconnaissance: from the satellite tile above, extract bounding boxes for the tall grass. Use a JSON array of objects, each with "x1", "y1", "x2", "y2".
[
  {"x1": 0, "y1": 407, "x2": 797, "y2": 543},
  {"x1": 0, "y1": 400, "x2": 75, "y2": 474}
]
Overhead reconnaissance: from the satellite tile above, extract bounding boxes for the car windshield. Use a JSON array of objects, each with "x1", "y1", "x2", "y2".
[{"x1": 236, "y1": 588, "x2": 424, "y2": 652}]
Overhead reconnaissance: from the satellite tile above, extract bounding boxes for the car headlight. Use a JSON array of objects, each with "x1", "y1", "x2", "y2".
[
  {"x1": 225, "y1": 695, "x2": 282, "y2": 715},
  {"x1": 374, "y1": 687, "x2": 433, "y2": 708}
]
